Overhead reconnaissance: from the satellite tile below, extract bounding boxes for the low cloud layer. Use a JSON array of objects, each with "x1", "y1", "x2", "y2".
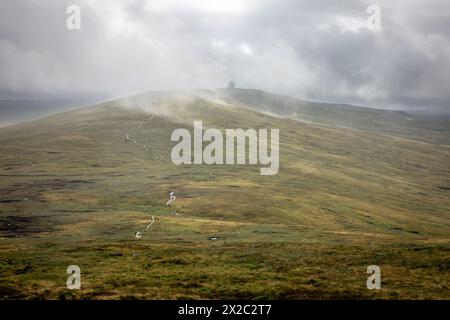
[{"x1": 1, "y1": 0, "x2": 449, "y2": 111}]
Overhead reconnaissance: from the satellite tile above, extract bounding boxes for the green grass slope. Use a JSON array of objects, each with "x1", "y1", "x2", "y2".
[
  {"x1": 0, "y1": 90, "x2": 449, "y2": 299},
  {"x1": 217, "y1": 88, "x2": 450, "y2": 145}
]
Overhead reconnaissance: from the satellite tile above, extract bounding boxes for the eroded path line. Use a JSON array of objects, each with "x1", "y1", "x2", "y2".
[
  {"x1": 135, "y1": 216, "x2": 155, "y2": 239},
  {"x1": 125, "y1": 112, "x2": 168, "y2": 239},
  {"x1": 125, "y1": 113, "x2": 159, "y2": 152}
]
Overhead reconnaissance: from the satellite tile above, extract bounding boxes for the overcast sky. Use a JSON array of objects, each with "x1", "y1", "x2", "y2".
[{"x1": 0, "y1": 0, "x2": 449, "y2": 111}]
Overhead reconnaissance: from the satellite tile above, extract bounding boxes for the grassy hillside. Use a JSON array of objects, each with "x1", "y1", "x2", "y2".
[
  {"x1": 217, "y1": 88, "x2": 450, "y2": 145},
  {"x1": 0, "y1": 90, "x2": 449, "y2": 299}
]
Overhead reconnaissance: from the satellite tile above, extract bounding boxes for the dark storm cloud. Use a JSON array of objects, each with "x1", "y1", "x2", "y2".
[{"x1": 0, "y1": 0, "x2": 449, "y2": 111}]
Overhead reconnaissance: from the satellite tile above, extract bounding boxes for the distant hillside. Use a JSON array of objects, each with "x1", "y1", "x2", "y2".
[
  {"x1": 0, "y1": 98, "x2": 104, "y2": 127},
  {"x1": 216, "y1": 88, "x2": 450, "y2": 145},
  {"x1": 1, "y1": 89, "x2": 448, "y2": 236}
]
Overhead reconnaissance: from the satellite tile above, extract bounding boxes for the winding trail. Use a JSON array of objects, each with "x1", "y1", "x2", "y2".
[
  {"x1": 156, "y1": 155, "x2": 164, "y2": 164},
  {"x1": 135, "y1": 216, "x2": 155, "y2": 239},
  {"x1": 125, "y1": 112, "x2": 174, "y2": 238},
  {"x1": 166, "y1": 191, "x2": 176, "y2": 206},
  {"x1": 125, "y1": 113, "x2": 159, "y2": 152},
  {"x1": 166, "y1": 191, "x2": 178, "y2": 215}
]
